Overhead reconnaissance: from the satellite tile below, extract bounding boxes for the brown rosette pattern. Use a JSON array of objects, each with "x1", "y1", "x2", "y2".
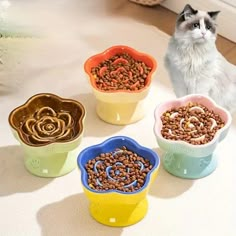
[{"x1": 21, "y1": 107, "x2": 74, "y2": 144}]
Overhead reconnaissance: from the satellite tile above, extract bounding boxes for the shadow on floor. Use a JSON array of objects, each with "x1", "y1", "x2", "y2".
[
  {"x1": 37, "y1": 193, "x2": 123, "y2": 236},
  {"x1": 149, "y1": 148, "x2": 194, "y2": 199},
  {"x1": 0, "y1": 145, "x2": 52, "y2": 196},
  {"x1": 70, "y1": 93, "x2": 125, "y2": 138}
]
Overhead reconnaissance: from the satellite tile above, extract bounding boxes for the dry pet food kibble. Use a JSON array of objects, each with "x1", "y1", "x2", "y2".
[
  {"x1": 161, "y1": 102, "x2": 225, "y2": 145},
  {"x1": 85, "y1": 146, "x2": 153, "y2": 192},
  {"x1": 91, "y1": 53, "x2": 152, "y2": 91}
]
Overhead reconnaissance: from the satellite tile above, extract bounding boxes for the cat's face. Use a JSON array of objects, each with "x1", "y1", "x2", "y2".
[{"x1": 175, "y1": 4, "x2": 220, "y2": 44}]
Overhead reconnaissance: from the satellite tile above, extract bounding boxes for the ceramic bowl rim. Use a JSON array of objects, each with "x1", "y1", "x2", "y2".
[
  {"x1": 153, "y1": 94, "x2": 232, "y2": 150},
  {"x1": 8, "y1": 92, "x2": 86, "y2": 147},
  {"x1": 84, "y1": 45, "x2": 157, "y2": 94},
  {"x1": 77, "y1": 135, "x2": 160, "y2": 195}
]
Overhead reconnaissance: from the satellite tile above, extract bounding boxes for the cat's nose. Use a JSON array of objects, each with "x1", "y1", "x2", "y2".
[{"x1": 201, "y1": 32, "x2": 206, "y2": 36}]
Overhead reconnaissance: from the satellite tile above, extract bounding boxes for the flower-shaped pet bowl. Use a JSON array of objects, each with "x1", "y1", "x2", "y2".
[
  {"x1": 154, "y1": 94, "x2": 232, "y2": 179},
  {"x1": 84, "y1": 45, "x2": 157, "y2": 125},
  {"x1": 77, "y1": 136, "x2": 160, "y2": 226},
  {"x1": 8, "y1": 93, "x2": 86, "y2": 177}
]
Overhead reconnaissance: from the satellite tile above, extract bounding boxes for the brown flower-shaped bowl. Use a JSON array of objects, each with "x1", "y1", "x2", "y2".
[{"x1": 8, "y1": 93, "x2": 86, "y2": 177}]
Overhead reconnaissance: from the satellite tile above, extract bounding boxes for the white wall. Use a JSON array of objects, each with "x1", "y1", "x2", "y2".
[
  {"x1": 220, "y1": 0, "x2": 236, "y2": 8},
  {"x1": 161, "y1": 0, "x2": 236, "y2": 42}
]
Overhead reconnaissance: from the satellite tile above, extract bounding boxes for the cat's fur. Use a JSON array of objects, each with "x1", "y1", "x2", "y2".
[{"x1": 165, "y1": 4, "x2": 236, "y2": 113}]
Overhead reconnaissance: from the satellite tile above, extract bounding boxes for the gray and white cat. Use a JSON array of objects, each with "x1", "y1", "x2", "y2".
[{"x1": 165, "y1": 4, "x2": 236, "y2": 113}]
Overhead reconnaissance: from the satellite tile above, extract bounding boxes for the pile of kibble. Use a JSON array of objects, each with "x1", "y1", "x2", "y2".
[
  {"x1": 85, "y1": 146, "x2": 153, "y2": 192},
  {"x1": 160, "y1": 102, "x2": 225, "y2": 145},
  {"x1": 90, "y1": 53, "x2": 152, "y2": 91}
]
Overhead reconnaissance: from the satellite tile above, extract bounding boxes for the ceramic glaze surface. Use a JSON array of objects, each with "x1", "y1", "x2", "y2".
[
  {"x1": 84, "y1": 45, "x2": 157, "y2": 125},
  {"x1": 77, "y1": 136, "x2": 160, "y2": 226},
  {"x1": 154, "y1": 94, "x2": 232, "y2": 179},
  {"x1": 8, "y1": 93, "x2": 86, "y2": 177},
  {"x1": 9, "y1": 93, "x2": 85, "y2": 146}
]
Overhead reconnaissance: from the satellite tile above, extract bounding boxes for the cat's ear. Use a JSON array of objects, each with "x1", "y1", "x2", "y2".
[
  {"x1": 179, "y1": 4, "x2": 198, "y2": 22},
  {"x1": 208, "y1": 11, "x2": 220, "y2": 20}
]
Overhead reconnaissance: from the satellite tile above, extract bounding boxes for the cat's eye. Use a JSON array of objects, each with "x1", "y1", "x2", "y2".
[
  {"x1": 192, "y1": 23, "x2": 200, "y2": 28},
  {"x1": 206, "y1": 25, "x2": 211, "y2": 30}
]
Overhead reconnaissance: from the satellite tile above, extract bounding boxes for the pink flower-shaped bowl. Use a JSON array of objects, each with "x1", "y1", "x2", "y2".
[
  {"x1": 153, "y1": 94, "x2": 232, "y2": 179},
  {"x1": 8, "y1": 93, "x2": 86, "y2": 177},
  {"x1": 84, "y1": 45, "x2": 157, "y2": 125}
]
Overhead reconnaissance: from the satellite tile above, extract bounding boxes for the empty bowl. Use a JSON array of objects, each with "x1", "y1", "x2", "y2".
[{"x1": 8, "y1": 93, "x2": 86, "y2": 177}]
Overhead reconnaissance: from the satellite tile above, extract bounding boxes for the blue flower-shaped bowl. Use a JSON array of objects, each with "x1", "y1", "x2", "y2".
[{"x1": 77, "y1": 136, "x2": 160, "y2": 227}]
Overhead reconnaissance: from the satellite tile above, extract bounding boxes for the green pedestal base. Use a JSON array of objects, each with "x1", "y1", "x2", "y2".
[
  {"x1": 23, "y1": 147, "x2": 79, "y2": 178},
  {"x1": 163, "y1": 152, "x2": 217, "y2": 179}
]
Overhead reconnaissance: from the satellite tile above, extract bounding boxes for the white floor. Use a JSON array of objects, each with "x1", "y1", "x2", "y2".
[{"x1": 0, "y1": 1, "x2": 235, "y2": 235}]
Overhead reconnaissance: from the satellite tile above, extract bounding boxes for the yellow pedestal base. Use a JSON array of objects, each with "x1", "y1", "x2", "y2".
[
  {"x1": 89, "y1": 198, "x2": 148, "y2": 227},
  {"x1": 96, "y1": 100, "x2": 146, "y2": 125}
]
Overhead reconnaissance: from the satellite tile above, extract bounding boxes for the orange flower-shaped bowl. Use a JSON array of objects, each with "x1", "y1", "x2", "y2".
[
  {"x1": 8, "y1": 93, "x2": 86, "y2": 177},
  {"x1": 84, "y1": 45, "x2": 157, "y2": 125}
]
